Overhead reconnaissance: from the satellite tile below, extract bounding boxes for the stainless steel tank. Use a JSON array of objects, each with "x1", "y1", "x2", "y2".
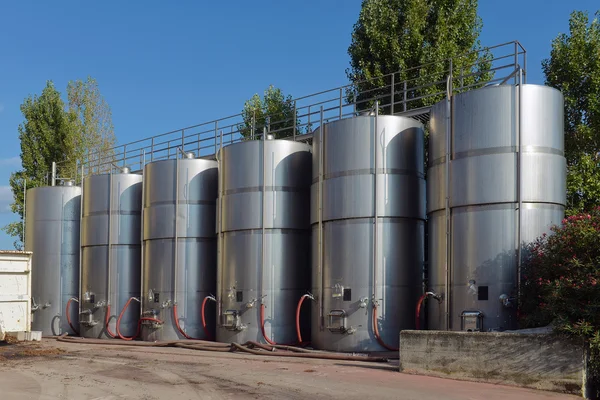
[
  {"x1": 311, "y1": 115, "x2": 425, "y2": 352},
  {"x1": 427, "y1": 84, "x2": 566, "y2": 331},
  {"x1": 141, "y1": 153, "x2": 217, "y2": 341},
  {"x1": 25, "y1": 181, "x2": 82, "y2": 336},
  {"x1": 216, "y1": 138, "x2": 311, "y2": 344},
  {"x1": 79, "y1": 169, "x2": 143, "y2": 339}
]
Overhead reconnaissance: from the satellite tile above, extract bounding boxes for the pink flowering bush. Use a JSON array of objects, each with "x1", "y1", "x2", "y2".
[{"x1": 520, "y1": 208, "x2": 600, "y2": 351}]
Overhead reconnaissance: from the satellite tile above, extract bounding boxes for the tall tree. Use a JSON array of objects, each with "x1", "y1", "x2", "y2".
[
  {"x1": 347, "y1": 0, "x2": 492, "y2": 111},
  {"x1": 543, "y1": 10, "x2": 600, "y2": 215},
  {"x1": 67, "y1": 76, "x2": 116, "y2": 174},
  {"x1": 3, "y1": 81, "x2": 78, "y2": 249},
  {"x1": 239, "y1": 85, "x2": 299, "y2": 139}
]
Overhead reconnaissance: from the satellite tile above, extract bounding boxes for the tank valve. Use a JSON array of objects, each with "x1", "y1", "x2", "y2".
[
  {"x1": 42, "y1": 302, "x2": 51, "y2": 309},
  {"x1": 161, "y1": 300, "x2": 172, "y2": 309},
  {"x1": 358, "y1": 297, "x2": 369, "y2": 309},
  {"x1": 499, "y1": 294, "x2": 514, "y2": 308}
]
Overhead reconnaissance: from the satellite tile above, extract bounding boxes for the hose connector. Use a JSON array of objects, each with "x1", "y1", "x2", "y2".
[
  {"x1": 205, "y1": 295, "x2": 216, "y2": 303},
  {"x1": 358, "y1": 297, "x2": 369, "y2": 309},
  {"x1": 425, "y1": 291, "x2": 442, "y2": 302}
]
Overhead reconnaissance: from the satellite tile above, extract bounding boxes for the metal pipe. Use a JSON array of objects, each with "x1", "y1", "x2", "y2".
[
  {"x1": 22, "y1": 178, "x2": 26, "y2": 249},
  {"x1": 517, "y1": 69, "x2": 523, "y2": 310},
  {"x1": 261, "y1": 127, "x2": 267, "y2": 327},
  {"x1": 106, "y1": 169, "x2": 114, "y2": 330},
  {"x1": 444, "y1": 74, "x2": 453, "y2": 331},
  {"x1": 140, "y1": 163, "x2": 146, "y2": 322},
  {"x1": 372, "y1": 101, "x2": 379, "y2": 310},
  {"x1": 216, "y1": 130, "x2": 223, "y2": 324},
  {"x1": 318, "y1": 106, "x2": 324, "y2": 330},
  {"x1": 173, "y1": 153, "x2": 180, "y2": 318},
  {"x1": 51, "y1": 162, "x2": 56, "y2": 186}
]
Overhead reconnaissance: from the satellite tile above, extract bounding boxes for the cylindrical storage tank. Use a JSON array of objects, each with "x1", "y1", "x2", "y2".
[
  {"x1": 141, "y1": 153, "x2": 217, "y2": 341},
  {"x1": 25, "y1": 181, "x2": 81, "y2": 336},
  {"x1": 311, "y1": 115, "x2": 426, "y2": 352},
  {"x1": 216, "y1": 138, "x2": 311, "y2": 344},
  {"x1": 79, "y1": 169, "x2": 143, "y2": 338},
  {"x1": 427, "y1": 84, "x2": 566, "y2": 332}
]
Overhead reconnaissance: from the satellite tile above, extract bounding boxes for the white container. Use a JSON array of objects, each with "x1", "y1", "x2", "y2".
[{"x1": 0, "y1": 251, "x2": 32, "y2": 338}]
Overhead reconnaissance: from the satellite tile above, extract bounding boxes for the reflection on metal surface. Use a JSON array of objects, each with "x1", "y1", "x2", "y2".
[
  {"x1": 427, "y1": 84, "x2": 566, "y2": 331},
  {"x1": 25, "y1": 184, "x2": 81, "y2": 336},
  {"x1": 216, "y1": 139, "x2": 312, "y2": 344},
  {"x1": 311, "y1": 115, "x2": 425, "y2": 352},
  {"x1": 141, "y1": 157, "x2": 218, "y2": 341}
]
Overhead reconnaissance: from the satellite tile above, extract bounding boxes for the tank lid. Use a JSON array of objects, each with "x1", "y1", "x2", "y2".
[
  {"x1": 120, "y1": 166, "x2": 131, "y2": 174},
  {"x1": 61, "y1": 179, "x2": 74, "y2": 187},
  {"x1": 265, "y1": 134, "x2": 275, "y2": 140},
  {"x1": 358, "y1": 111, "x2": 376, "y2": 116},
  {"x1": 184, "y1": 152, "x2": 196, "y2": 159}
]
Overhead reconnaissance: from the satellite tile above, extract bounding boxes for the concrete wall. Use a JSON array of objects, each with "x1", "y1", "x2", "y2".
[{"x1": 399, "y1": 330, "x2": 586, "y2": 396}]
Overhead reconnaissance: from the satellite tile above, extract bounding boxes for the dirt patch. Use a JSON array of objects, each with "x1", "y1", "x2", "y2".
[
  {"x1": 0, "y1": 343, "x2": 65, "y2": 361},
  {"x1": 3, "y1": 335, "x2": 19, "y2": 345}
]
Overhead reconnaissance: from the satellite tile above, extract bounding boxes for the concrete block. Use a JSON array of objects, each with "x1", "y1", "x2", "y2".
[{"x1": 399, "y1": 330, "x2": 585, "y2": 396}]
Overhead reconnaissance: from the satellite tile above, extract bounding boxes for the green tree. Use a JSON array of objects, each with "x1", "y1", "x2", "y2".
[
  {"x1": 3, "y1": 81, "x2": 78, "y2": 249},
  {"x1": 542, "y1": 10, "x2": 600, "y2": 215},
  {"x1": 239, "y1": 85, "x2": 299, "y2": 139},
  {"x1": 67, "y1": 76, "x2": 116, "y2": 174},
  {"x1": 347, "y1": 0, "x2": 492, "y2": 112}
]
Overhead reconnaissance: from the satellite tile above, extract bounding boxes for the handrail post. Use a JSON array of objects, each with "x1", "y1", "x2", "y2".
[
  {"x1": 214, "y1": 121, "x2": 218, "y2": 154},
  {"x1": 339, "y1": 88, "x2": 343, "y2": 119},
  {"x1": 390, "y1": 73, "x2": 395, "y2": 115},
  {"x1": 293, "y1": 100, "x2": 297, "y2": 140}
]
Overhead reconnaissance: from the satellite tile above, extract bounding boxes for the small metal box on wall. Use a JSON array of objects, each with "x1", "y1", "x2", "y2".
[{"x1": 0, "y1": 251, "x2": 32, "y2": 339}]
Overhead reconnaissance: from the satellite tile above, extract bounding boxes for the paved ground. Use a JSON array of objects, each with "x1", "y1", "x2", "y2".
[{"x1": 0, "y1": 339, "x2": 579, "y2": 400}]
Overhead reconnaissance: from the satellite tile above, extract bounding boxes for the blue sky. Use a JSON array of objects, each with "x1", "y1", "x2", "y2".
[{"x1": 0, "y1": 1, "x2": 598, "y2": 248}]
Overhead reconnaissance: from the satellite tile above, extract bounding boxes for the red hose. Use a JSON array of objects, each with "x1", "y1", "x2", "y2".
[
  {"x1": 116, "y1": 297, "x2": 139, "y2": 340},
  {"x1": 201, "y1": 296, "x2": 214, "y2": 341},
  {"x1": 260, "y1": 303, "x2": 277, "y2": 345},
  {"x1": 295, "y1": 295, "x2": 310, "y2": 344},
  {"x1": 66, "y1": 297, "x2": 80, "y2": 335},
  {"x1": 372, "y1": 303, "x2": 398, "y2": 351},
  {"x1": 105, "y1": 305, "x2": 116, "y2": 338},
  {"x1": 415, "y1": 294, "x2": 427, "y2": 330},
  {"x1": 173, "y1": 304, "x2": 201, "y2": 340}
]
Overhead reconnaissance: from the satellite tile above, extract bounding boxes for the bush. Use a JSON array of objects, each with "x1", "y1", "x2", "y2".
[
  {"x1": 520, "y1": 208, "x2": 600, "y2": 393},
  {"x1": 520, "y1": 208, "x2": 600, "y2": 337}
]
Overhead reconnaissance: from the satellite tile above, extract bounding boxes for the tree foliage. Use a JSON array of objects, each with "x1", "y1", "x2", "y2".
[
  {"x1": 4, "y1": 77, "x2": 116, "y2": 249},
  {"x1": 542, "y1": 10, "x2": 600, "y2": 215},
  {"x1": 239, "y1": 85, "x2": 299, "y2": 139},
  {"x1": 3, "y1": 81, "x2": 78, "y2": 249},
  {"x1": 347, "y1": 0, "x2": 492, "y2": 111},
  {"x1": 67, "y1": 76, "x2": 116, "y2": 173}
]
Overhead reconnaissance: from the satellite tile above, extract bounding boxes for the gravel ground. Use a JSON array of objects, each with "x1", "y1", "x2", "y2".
[{"x1": 0, "y1": 339, "x2": 579, "y2": 400}]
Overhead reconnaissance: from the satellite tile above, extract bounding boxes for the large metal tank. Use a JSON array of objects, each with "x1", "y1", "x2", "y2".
[
  {"x1": 141, "y1": 153, "x2": 217, "y2": 341},
  {"x1": 427, "y1": 84, "x2": 566, "y2": 331},
  {"x1": 79, "y1": 169, "x2": 143, "y2": 339},
  {"x1": 25, "y1": 181, "x2": 81, "y2": 336},
  {"x1": 311, "y1": 115, "x2": 425, "y2": 352},
  {"x1": 216, "y1": 137, "x2": 311, "y2": 344}
]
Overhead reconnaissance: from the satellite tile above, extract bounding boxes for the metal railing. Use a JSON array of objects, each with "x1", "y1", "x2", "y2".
[{"x1": 80, "y1": 40, "x2": 526, "y2": 176}]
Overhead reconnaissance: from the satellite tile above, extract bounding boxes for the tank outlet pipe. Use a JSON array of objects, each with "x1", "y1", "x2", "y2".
[
  {"x1": 201, "y1": 295, "x2": 216, "y2": 341},
  {"x1": 66, "y1": 297, "x2": 80, "y2": 335},
  {"x1": 372, "y1": 301, "x2": 398, "y2": 352},
  {"x1": 116, "y1": 297, "x2": 141, "y2": 340},
  {"x1": 415, "y1": 292, "x2": 442, "y2": 330},
  {"x1": 295, "y1": 293, "x2": 315, "y2": 344},
  {"x1": 173, "y1": 303, "x2": 201, "y2": 340},
  {"x1": 105, "y1": 305, "x2": 117, "y2": 338}
]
